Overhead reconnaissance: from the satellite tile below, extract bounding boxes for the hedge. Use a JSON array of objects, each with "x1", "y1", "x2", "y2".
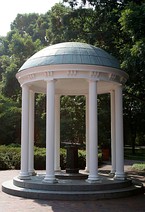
[{"x1": 0, "y1": 145, "x2": 102, "y2": 170}]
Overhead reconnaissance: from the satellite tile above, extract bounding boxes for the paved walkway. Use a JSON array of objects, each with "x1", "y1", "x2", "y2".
[{"x1": 0, "y1": 161, "x2": 145, "y2": 212}]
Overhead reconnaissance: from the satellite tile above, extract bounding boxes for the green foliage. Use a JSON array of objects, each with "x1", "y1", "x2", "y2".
[
  {"x1": 1, "y1": 56, "x2": 20, "y2": 98},
  {"x1": 34, "y1": 147, "x2": 46, "y2": 169},
  {"x1": 78, "y1": 150, "x2": 86, "y2": 169},
  {"x1": 98, "y1": 94, "x2": 111, "y2": 147},
  {"x1": 132, "y1": 163, "x2": 145, "y2": 171},
  {"x1": 35, "y1": 94, "x2": 46, "y2": 146},
  {"x1": 60, "y1": 96, "x2": 85, "y2": 144},
  {"x1": 0, "y1": 1, "x2": 145, "y2": 150},
  {"x1": 8, "y1": 32, "x2": 41, "y2": 60},
  {"x1": 0, "y1": 94, "x2": 21, "y2": 145},
  {"x1": 0, "y1": 145, "x2": 103, "y2": 170},
  {"x1": 0, "y1": 145, "x2": 21, "y2": 170},
  {"x1": 11, "y1": 13, "x2": 49, "y2": 45},
  {"x1": 118, "y1": 2, "x2": 145, "y2": 150},
  {"x1": 46, "y1": 3, "x2": 71, "y2": 44},
  {"x1": 124, "y1": 146, "x2": 145, "y2": 160}
]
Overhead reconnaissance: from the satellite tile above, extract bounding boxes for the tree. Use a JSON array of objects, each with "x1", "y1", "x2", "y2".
[
  {"x1": 60, "y1": 96, "x2": 86, "y2": 144},
  {"x1": 0, "y1": 30, "x2": 42, "y2": 98},
  {"x1": 119, "y1": 2, "x2": 145, "y2": 152},
  {"x1": 0, "y1": 94, "x2": 21, "y2": 145},
  {"x1": 45, "y1": 3, "x2": 71, "y2": 44},
  {"x1": 1, "y1": 0, "x2": 145, "y2": 150}
]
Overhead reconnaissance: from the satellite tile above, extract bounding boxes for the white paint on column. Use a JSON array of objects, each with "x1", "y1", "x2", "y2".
[
  {"x1": 19, "y1": 84, "x2": 30, "y2": 179},
  {"x1": 43, "y1": 80, "x2": 57, "y2": 183},
  {"x1": 87, "y1": 80, "x2": 99, "y2": 182},
  {"x1": 28, "y1": 90, "x2": 36, "y2": 176},
  {"x1": 110, "y1": 90, "x2": 116, "y2": 175},
  {"x1": 85, "y1": 95, "x2": 89, "y2": 172},
  {"x1": 114, "y1": 85, "x2": 125, "y2": 180},
  {"x1": 55, "y1": 94, "x2": 61, "y2": 171}
]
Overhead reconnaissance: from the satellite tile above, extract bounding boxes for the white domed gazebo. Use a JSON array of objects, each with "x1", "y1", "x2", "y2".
[
  {"x1": 3, "y1": 42, "x2": 144, "y2": 200},
  {"x1": 15, "y1": 42, "x2": 128, "y2": 183}
]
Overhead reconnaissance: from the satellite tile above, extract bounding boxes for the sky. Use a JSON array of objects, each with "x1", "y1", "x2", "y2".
[{"x1": 0, "y1": 0, "x2": 61, "y2": 36}]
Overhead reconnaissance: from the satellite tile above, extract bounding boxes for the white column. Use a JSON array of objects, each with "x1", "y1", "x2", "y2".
[
  {"x1": 43, "y1": 80, "x2": 57, "y2": 183},
  {"x1": 85, "y1": 95, "x2": 89, "y2": 172},
  {"x1": 114, "y1": 85, "x2": 125, "y2": 180},
  {"x1": 19, "y1": 84, "x2": 30, "y2": 179},
  {"x1": 28, "y1": 90, "x2": 36, "y2": 176},
  {"x1": 110, "y1": 90, "x2": 116, "y2": 175},
  {"x1": 55, "y1": 94, "x2": 61, "y2": 171},
  {"x1": 87, "y1": 80, "x2": 99, "y2": 182}
]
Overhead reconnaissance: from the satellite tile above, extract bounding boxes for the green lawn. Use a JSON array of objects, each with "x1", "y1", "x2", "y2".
[
  {"x1": 124, "y1": 146, "x2": 145, "y2": 161},
  {"x1": 132, "y1": 163, "x2": 145, "y2": 171}
]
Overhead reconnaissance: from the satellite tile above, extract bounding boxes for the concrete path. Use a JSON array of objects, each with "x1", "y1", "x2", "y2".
[{"x1": 0, "y1": 161, "x2": 145, "y2": 212}]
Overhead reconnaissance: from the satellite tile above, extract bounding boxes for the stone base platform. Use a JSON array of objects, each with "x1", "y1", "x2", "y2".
[{"x1": 2, "y1": 171, "x2": 144, "y2": 201}]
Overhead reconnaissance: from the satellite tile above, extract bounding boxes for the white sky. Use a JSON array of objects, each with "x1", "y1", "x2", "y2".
[{"x1": 0, "y1": 0, "x2": 61, "y2": 36}]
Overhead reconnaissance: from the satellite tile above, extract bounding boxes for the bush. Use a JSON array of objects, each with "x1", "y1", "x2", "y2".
[
  {"x1": 0, "y1": 145, "x2": 21, "y2": 169},
  {"x1": 34, "y1": 153, "x2": 46, "y2": 170},
  {"x1": 0, "y1": 153, "x2": 11, "y2": 170},
  {"x1": 61, "y1": 149, "x2": 103, "y2": 170},
  {"x1": 12, "y1": 152, "x2": 21, "y2": 169},
  {"x1": 34, "y1": 147, "x2": 46, "y2": 170},
  {"x1": 0, "y1": 145, "x2": 103, "y2": 170},
  {"x1": 60, "y1": 148, "x2": 66, "y2": 169},
  {"x1": 132, "y1": 163, "x2": 145, "y2": 171}
]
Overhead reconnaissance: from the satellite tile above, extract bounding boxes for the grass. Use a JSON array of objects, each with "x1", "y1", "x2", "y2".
[
  {"x1": 124, "y1": 146, "x2": 145, "y2": 161},
  {"x1": 124, "y1": 146, "x2": 145, "y2": 172},
  {"x1": 131, "y1": 163, "x2": 145, "y2": 171}
]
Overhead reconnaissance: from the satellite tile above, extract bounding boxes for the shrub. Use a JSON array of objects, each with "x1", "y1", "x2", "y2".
[
  {"x1": 0, "y1": 145, "x2": 103, "y2": 170},
  {"x1": 78, "y1": 150, "x2": 86, "y2": 169},
  {"x1": 12, "y1": 153, "x2": 21, "y2": 169},
  {"x1": 0, "y1": 153, "x2": 11, "y2": 170},
  {"x1": 132, "y1": 163, "x2": 145, "y2": 171},
  {"x1": 0, "y1": 145, "x2": 21, "y2": 169},
  {"x1": 60, "y1": 148, "x2": 66, "y2": 169}
]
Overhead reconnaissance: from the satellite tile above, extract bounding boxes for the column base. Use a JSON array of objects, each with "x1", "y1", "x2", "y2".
[
  {"x1": 43, "y1": 176, "x2": 57, "y2": 184},
  {"x1": 109, "y1": 171, "x2": 115, "y2": 178},
  {"x1": 86, "y1": 175, "x2": 100, "y2": 183},
  {"x1": 85, "y1": 167, "x2": 89, "y2": 172},
  {"x1": 29, "y1": 170, "x2": 37, "y2": 176},
  {"x1": 114, "y1": 172, "x2": 126, "y2": 180},
  {"x1": 55, "y1": 167, "x2": 61, "y2": 172},
  {"x1": 18, "y1": 172, "x2": 31, "y2": 180}
]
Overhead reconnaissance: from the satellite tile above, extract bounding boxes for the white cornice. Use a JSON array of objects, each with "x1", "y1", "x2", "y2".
[{"x1": 16, "y1": 64, "x2": 128, "y2": 88}]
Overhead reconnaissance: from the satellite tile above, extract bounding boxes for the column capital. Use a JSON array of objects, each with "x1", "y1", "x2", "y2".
[
  {"x1": 29, "y1": 88, "x2": 35, "y2": 93},
  {"x1": 45, "y1": 78, "x2": 57, "y2": 83},
  {"x1": 88, "y1": 79, "x2": 98, "y2": 83},
  {"x1": 109, "y1": 89, "x2": 115, "y2": 94},
  {"x1": 55, "y1": 93, "x2": 61, "y2": 98},
  {"x1": 21, "y1": 83, "x2": 29, "y2": 88},
  {"x1": 21, "y1": 82, "x2": 33, "y2": 89},
  {"x1": 114, "y1": 84, "x2": 123, "y2": 90}
]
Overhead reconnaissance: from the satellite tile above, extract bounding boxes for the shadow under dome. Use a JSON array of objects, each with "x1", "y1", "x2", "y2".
[{"x1": 18, "y1": 42, "x2": 120, "y2": 72}]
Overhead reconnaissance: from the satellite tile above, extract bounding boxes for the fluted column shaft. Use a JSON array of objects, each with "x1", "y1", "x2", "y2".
[
  {"x1": 114, "y1": 85, "x2": 125, "y2": 180},
  {"x1": 87, "y1": 80, "x2": 99, "y2": 182},
  {"x1": 19, "y1": 84, "x2": 30, "y2": 179},
  {"x1": 43, "y1": 80, "x2": 57, "y2": 183}
]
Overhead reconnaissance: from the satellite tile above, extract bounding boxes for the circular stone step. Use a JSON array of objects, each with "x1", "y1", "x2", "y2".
[
  {"x1": 2, "y1": 174, "x2": 144, "y2": 201},
  {"x1": 12, "y1": 175, "x2": 133, "y2": 191}
]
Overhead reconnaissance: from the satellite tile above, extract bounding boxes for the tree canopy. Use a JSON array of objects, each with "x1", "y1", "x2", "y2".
[{"x1": 0, "y1": 1, "x2": 145, "y2": 152}]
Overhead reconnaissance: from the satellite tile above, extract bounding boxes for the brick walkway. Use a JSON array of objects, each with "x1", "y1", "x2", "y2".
[{"x1": 0, "y1": 161, "x2": 145, "y2": 212}]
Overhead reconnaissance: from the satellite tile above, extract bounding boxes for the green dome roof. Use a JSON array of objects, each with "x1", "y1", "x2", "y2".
[{"x1": 19, "y1": 42, "x2": 120, "y2": 71}]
